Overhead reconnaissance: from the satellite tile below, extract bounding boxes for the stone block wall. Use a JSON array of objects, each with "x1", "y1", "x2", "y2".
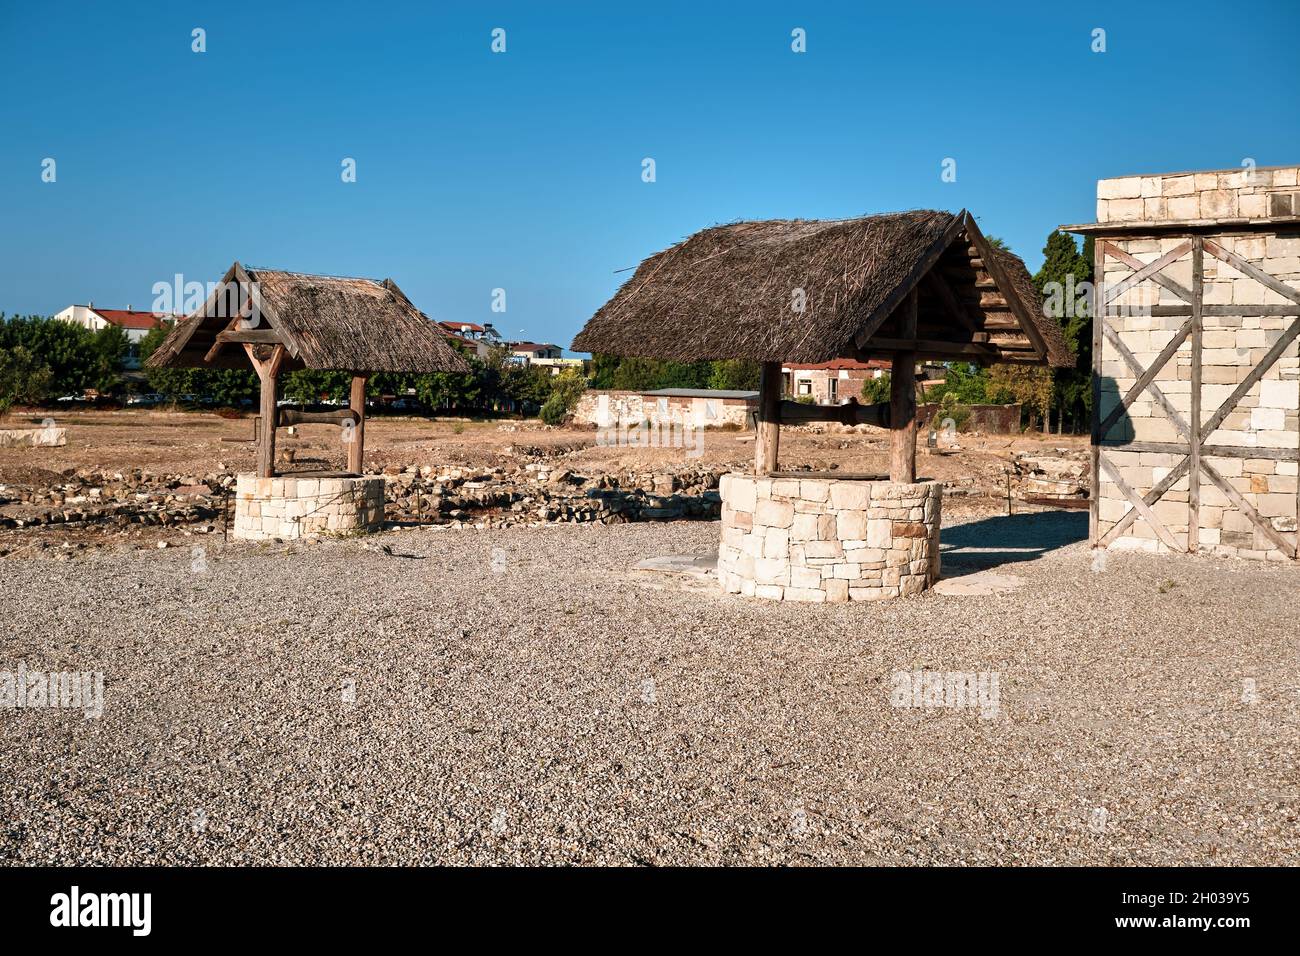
[
  {"x1": 234, "y1": 474, "x2": 384, "y2": 540},
  {"x1": 1095, "y1": 166, "x2": 1300, "y2": 560},
  {"x1": 573, "y1": 390, "x2": 755, "y2": 429},
  {"x1": 1096, "y1": 166, "x2": 1300, "y2": 224},
  {"x1": 717, "y1": 473, "x2": 942, "y2": 601}
]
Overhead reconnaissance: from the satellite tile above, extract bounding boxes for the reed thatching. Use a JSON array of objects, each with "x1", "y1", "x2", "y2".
[
  {"x1": 146, "y1": 263, "x2": 469, "y2": 374},
  {"x1": 573, "y1": 209, "x2": 1073, "y2": 367}
]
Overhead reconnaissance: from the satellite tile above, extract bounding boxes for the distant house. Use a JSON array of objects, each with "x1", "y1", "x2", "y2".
[
  {"x1": 54, "y1": 304, "x2": 175, "y2": 369},
  {"x1": 782, "y1": 358, "x2": 891, "y2": 405},
  {"x1": 436, "y1": 320, "x2": 502, "y2": 360},
  {"x1": 509, "y1": 342, "x2": 563, "y2": 364}
]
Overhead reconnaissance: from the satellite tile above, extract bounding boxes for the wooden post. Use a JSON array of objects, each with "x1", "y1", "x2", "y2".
[
  {"x1": 246, "y1": 344, "x2": 285, "y2": 479},
  {"x1": 1090, "y1": 241, "x2": 1106, "y2": 547},
  {"x1": 755, "y1": 361, "x2": 782, "y2": 475},
  {"x1": 889, "y1": 290, "x2": 918, "y2": 483},
  {"x1": 348, "y1": 374, "x2": 368, "y2": 475},
  {"x1": 1189, "y1": 237, "x2": 1203, "y2": 553}
]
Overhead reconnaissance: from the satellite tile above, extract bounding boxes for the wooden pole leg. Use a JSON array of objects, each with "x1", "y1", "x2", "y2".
[
  {"x1": 889, "y1": 290, "x2": 918, "y2": 483},
  {"x1": 245, "y1": 343, "x2": 285, "y2": 479},
  {"x1": 347, "y1": 374, "x2": 368, "y2": 475},
  {"x1": 756, "y1": 361, "x2": 782, "y2": 476}
]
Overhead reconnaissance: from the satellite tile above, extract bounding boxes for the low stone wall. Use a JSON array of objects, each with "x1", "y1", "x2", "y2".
[
  {"x1": 233, "y1": 474, "x2": 384, "y2": 540},
  {"x1": 717, "y1": 474, "x2": 942, "y2": 602},
  {"x1": 0, "y1": 426, "x2": 67, "y2": 447}
]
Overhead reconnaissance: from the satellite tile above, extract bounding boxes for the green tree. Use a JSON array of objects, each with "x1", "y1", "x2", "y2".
[
  {"x1": 707, "y1": 359, "x2": 760, "y2": 391},
  {"x1": 0, "y1": 346, "x2": 53, "y2": 417},
  {"x1": 1033, "y1": 231, "x2": 1094, "y2": 433},
  {"x1": 589, "y1": 353, "x2": 621, "y2": 389}
]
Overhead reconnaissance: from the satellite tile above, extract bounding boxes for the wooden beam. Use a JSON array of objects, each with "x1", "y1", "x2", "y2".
[
  {"x1": 1100, "y1": 456, "x2": 1191, "y2": 546},
  {"x1": 348, "y1": 375, "x2": 367, "y2": 475},
  {"x1": 1090, "y1": 241, "x2": 1106, "y2": 546},
  {"x1": 889, "y1": 290, "x2": 918, "y2": 483},
  {"x1": 1198, "y1": 316, "x2": 1300, "y2": 441},
  {"x1": 778, "y1": 399, "x2": 889, "y2": 428},
  {"x1": 1103, "y1": 242, "x2": 1195, "y2": 303},
  {"x1": 1105, "y1": 304, "x2": 1300, "y2": 318},
  {"x1": 1200, "y1": 458, "x2": 1298, "y2": 556},
  {"x1": 964, "y1": 212, "x2": 1049, "y2": 361},
  {"x1": 1100, "y1": 440, "x2": 1299, "y2": 460},
  {"x1": 1100, "y1": 322, "x2": 1192, "y2": 440},
  {"x1": 1189, "y1": 237, "x2": 1203, "y2": 553},
  {"x1": 215, "y1": 328, "x2": 285, "y2": 347},
  {"x1": 921, "y1": 270, "x2": 979, "y2": 331},
  {"x1": 277, "y1": 408, "x2": 360, "y2": 427},
  {"x1": 862, "y1": 337, "x2": 997, "y2": 357},
  {"x1": 1099, "y1": 453, "x2": 1185, "y2": 552},
  {"x1": 1203, "y1": 239, "x2": 1300, "y2": 306},
  {"x1": 244, "y1": 343, "x2": 285, "y2": 479},
  {"x1": 1102, "y1": 240, "x2": 1193, "y2": 304},
  {"x1": 854, "y1": 213, "x2": 969, "y2": 349},
  {"x1": 755, "y1": 361, "x2": 781, "y2": 476},
  {"x1": 1097, "y1": 316, "x2": 1194, "y2": 438}
]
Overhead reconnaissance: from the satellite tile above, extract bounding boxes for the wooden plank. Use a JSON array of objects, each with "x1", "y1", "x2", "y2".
[
  {"x1": 277, "y1": 408, "x2": 360, "y2": 427},
  {"x1": 1105, "y1": 304, "x2": 1300, "y2": 317},
  {"x1": 1102, "y1": 240, "x2": 1193, "y2": 304},
  {"x1": 1199, "y1": 458, "x2": 1298, "y2": 556},
  {"x1": 964, "y1": 213, "x2": 1049, "y2": 361},
  {"x1": 755, "y1": 361, "x2": 781, "y2": 475},
  {"x1": 1100, "y1": 440, "x2": 1299, "y2": 460},
  {"x1": 1103, "y1": 242, "x2": 1194, "y2": 304},
  {"x1": 1198, "y1": 316, "x2": 1300, "y2": 440},
  {"x1": 348, "y1": 375, "x2": 367, "y2": 475},
  {"x1": 778, "y1": 399, "x2": 889, "y2": 428},
  {"x1": 1090, "y1": 240, "x2": 1106, "y2": 546},
  {"x1": 862, "y1": 337, "x2": 996, "y2": 357},
  {"x1": 1188, "y1": 237, "x2": 1203, "y2": 552},
  {"x1": 1097, "y1": 315, "x2": 1194, "y2": 438},
  {"x1": 215, "y1": 328, "x2": 284, "y2": 346},
  {"x1": 854, "y1": 213, "x2": 969, "y2": 349},
  {"x1": 889, "y1": 290, "x2": 918, "y2": 483},
  {"x1": 1099, "y1": 456, "x2": 1191, "y2": 546},
  {"x1": 1098, "y1": 453, "x2": 1185, "y2": 551},
  {"x1": 1101, "y1": 322, "x2": 1192, "y2": 439},
  {"x1": 1204, "y1": 239, "x2": 1300, "y2": 306}
]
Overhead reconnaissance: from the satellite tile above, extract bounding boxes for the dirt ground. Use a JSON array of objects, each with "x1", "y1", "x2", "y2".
[{"x1": 0, "y1": 407, "x2": 1087, "y2": 501}]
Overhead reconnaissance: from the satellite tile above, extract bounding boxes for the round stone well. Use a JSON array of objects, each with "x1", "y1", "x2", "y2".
[
  {"x1": 233, "y1": 473, "x2": 384, "y2": 541},
  {"x1": 717, "y1": 473, "x2": 942, "y2": 602}
]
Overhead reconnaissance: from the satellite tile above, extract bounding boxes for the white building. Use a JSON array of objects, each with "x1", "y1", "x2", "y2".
[{"x1": 54, "y1": 304, "x2": 174, "y2": 369}]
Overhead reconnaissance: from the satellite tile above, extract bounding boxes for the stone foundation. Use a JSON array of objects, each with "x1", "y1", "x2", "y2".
[
  {"x1": 0, "y1": 426, "x2": 66, "y2": 447},
  {"x1": 717, "y1": 474, "x2": 942, "y2": 602},
  {"x1": 233, "y1": 474, "x2": 384, "y2": 540}
]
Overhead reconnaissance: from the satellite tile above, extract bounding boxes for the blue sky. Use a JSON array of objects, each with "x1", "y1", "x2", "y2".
[{"x1": 2, "y1": 1, "x2": 1298, "y2": 353}]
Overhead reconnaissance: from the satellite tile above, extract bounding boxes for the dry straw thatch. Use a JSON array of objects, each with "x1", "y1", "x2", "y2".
[
  {"x1": 573, "y1": 209, "x2": 1073, "y2": 367},
  {"x1": 146, "y1": 263, "x2": 469, "y2": 374}
]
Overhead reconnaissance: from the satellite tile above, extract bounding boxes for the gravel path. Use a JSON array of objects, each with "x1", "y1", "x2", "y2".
[{"x1": 1, "y1": 513, "x2": 1297, "y2": 865}]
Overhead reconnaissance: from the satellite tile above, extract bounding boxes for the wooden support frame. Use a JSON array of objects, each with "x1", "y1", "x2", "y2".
[
  {"x1": 889, "y1": 290, "x2": 918, "y2": 483},
  {"x1": 1092, "y1": 234, "x2": 1300, "y2": 559},
  {"x1": 755, "y1": 361, "x2": 781, "y2": 476},
  {"x1": 245, "y1": 343, "x2": 285, "y2": 478},
  {"x1": 348, "y1": 375, "x2": 368, "y2": 475}
]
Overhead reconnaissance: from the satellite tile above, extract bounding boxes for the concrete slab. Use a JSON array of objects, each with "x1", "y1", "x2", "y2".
[
  {"x1": 932, "y1": 571, "x2": 1027, "y2": 597},
  {"x1": 633, "y1": 553, "x2": 718, "y2": 579}
]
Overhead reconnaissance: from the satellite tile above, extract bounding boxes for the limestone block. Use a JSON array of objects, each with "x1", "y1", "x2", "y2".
[
  {"x1": 754, "y1": 499, "x2": 794, "y2": 529},
  {"x1": 829, "y1": 482, "x2": 870, "y2": 510},
  {"x1": 836, "y1": 511, "x2": 867, "y2": 540}
]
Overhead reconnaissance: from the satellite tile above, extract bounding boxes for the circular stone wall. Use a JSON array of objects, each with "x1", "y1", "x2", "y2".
[
  {"x1": 233, "y1": 474, "x2": 384, "y2": 540},
  {"x1": 717, "y1": 473, "x2": 942, "y2": 602}
]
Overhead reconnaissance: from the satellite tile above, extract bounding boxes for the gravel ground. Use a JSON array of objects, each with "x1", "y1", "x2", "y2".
[{"x1": 1, "y1": 513, "x2": 1297, "y2": 865}]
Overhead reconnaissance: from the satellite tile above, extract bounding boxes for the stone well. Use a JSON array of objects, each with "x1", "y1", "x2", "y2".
[
  {"x1": 717, "y1": 473, "x2": 942, "y2": 602},
  {"x1": 233, "y1": 474, "x2": 384, "y2": 541}
]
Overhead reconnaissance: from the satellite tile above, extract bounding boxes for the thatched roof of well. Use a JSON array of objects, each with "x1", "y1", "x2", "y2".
[
  {"x1": 572, "y1": 210, "x2": 1073, "y2": 367},
  {"x1": 146, "y1": 263, "x2": 470, "y2": 374}
]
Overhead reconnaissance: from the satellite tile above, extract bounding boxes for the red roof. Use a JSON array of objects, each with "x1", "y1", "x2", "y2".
[
  {"x1": 784, "y1": 358, "x2": 890, "y2": 371},
  {"x1": 92, "y1": 309, "x2": 172, "y2": 331},
  {"x1": 438, "y1": 320, "x2": 486, "y2": 334}
]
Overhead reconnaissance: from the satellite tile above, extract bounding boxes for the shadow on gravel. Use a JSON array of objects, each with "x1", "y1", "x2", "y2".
[{"x1": 940, "y1": 510, "x2": 1087, "y2": 576}]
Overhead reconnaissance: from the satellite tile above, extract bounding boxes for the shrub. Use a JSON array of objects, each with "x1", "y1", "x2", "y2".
[
  {"x1": 0, "y1": 346, "x2": 53, "y2": 418},
  {"x1": 539, "y1": 394, "x2": 567, "y2": 426}
]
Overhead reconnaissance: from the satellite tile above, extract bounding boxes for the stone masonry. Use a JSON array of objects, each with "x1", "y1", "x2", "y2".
[
  {"x1": 717, "y1": 473, "x2": 942, "y2": 601},
  {"x1": 234, "y1": 474, "x2": 384, "y2": 540},
  {"x1": 1093, "y1": 165, "x2": 1300, "y2": 560}
]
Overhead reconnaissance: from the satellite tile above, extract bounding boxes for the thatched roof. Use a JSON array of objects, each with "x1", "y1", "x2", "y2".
[
  {"x1": 572, "y1": 210, "x2": 1073, "y2": 367},
  {"x1": 146, "y1": 263, "x2": 470, "y2": 374}
]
